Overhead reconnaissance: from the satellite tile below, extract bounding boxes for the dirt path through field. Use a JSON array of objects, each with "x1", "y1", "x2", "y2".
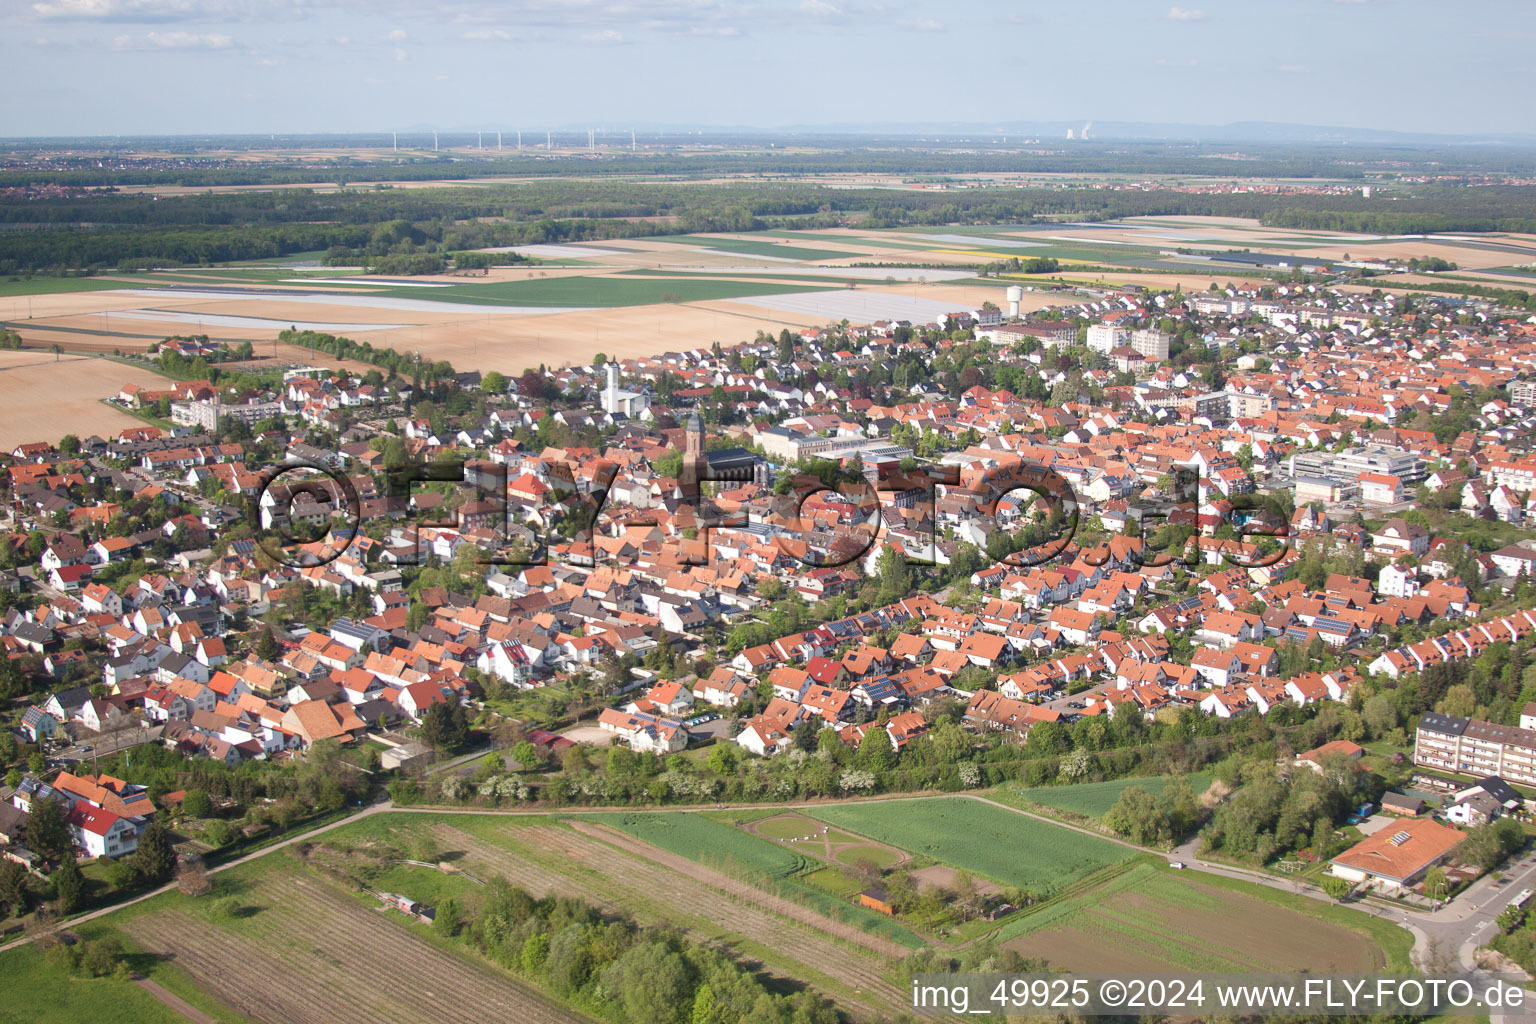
[{"x1": 134, "y1": 977, "x2": 219, "y2": 1024}]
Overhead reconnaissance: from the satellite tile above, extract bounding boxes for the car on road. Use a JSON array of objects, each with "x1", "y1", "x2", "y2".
[{"x1": 1168, "y1": 862, "x2": 1185, "y2": 870}]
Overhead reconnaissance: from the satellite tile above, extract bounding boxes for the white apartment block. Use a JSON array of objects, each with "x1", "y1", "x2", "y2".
[{"x1": 1415, "y1": 712, "x2": 1536, "y2": 787}]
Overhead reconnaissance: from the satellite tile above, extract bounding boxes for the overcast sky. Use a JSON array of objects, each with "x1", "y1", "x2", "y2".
[{"x1": 2, "y1": 0, "x2": 1532, "y2": 138}]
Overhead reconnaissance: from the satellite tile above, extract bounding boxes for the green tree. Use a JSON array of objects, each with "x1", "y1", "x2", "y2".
[
  {"x1": 181, "y1": 789, "x2": 213, "y2": 818},
  {"x1": 859, "y1": 727, "x2": 896, "y2": 771},
  {"x1": 254, "y1": 625, "x2": 280, "y2": 662},
  {"x1": 511, "y1": 740, "x2": 543, "y2": 771},
  {"x1": 24, "y1": 797, "x2": 72, "y2": 862},
  {"x1": 0, "y1": 859, "x2": 30, "y2": 915},
  {"x1": 133, "y1": 821, "x2": 176, "y2": 882},
  {"x1": 706, "y1": 743, "x2": 738, "y2": 775},
  {"x1": 434, "y1": 897, "x2": 462, "y2": 936},
  {"x1": 420, "y1": 701, "x2": 470, "y2": 754},
  {"x1": 1319, "y1": 876, "x2": 1353, "y2": 902},
  {"x1": 52, "y1": 854, "x2": 84, "y2": 912},
  {"x1": 1103, "y1": 785, "x2": 1169, "y2": 846}
]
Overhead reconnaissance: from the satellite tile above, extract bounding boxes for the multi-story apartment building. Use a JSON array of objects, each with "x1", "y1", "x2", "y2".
[
  {"x1": 1487, "y1": 459, "x2": 1536, "y2": 492},
  {"x1": 1086, "y1": 324, "x2": 1130, "y2": 354},
  {"x1": 1130, "y1": 328, "x2": 1171, "y2": 361},
  {"x1": 170, "y1": 398, "x2": 284, "y2": 431},
  {"x1": 1415, "y1": 712, "x2": 1536, "y2": 787}
]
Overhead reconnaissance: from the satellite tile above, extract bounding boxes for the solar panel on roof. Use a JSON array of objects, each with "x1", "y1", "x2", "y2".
[{"x1": 1388, "y1": 831, "x2": 1412, "y2": 847}]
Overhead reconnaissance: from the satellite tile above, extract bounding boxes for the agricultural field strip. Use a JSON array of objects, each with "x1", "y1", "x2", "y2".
[
  {"x1": 103, "y1": 287, "x2": 595, "y2": 315},
  {"x1": 811, "y1": 797, "x2": 1138, "y2": 894},
  {"x1": 127, "y1": 872, "x2": 582, "y2": 1024},
  {"x1": 571, "y1": 820, "x2": 908, "y2": 958},
  {"x1": 433, "y1": 821, "x2": 903, "y2": 1013}
]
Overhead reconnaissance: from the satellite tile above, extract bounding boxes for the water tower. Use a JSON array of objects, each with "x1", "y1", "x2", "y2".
[{"x1": 1006, "y1": 285, "x2": 1024, "y2": 318}]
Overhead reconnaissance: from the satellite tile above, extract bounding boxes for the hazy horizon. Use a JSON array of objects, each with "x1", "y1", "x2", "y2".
[{"x1": 2, "y1": 0, "x2": 1534, "y2": 138}]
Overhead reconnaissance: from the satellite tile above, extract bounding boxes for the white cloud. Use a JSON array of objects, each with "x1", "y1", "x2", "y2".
[
  {"x1": 1155, "y1": 56, "x2": 1198, "y2": 67},
  {"x1": 1165, "y1": 6, "x2": 1207, "y2": 21},
  {"x1": 897, "y1": 17, "x2": 942, "y2": 31},
  {"x1": 582, "y1": 28, "x2": 623, "y2": 43},
  {"x1": 386, "y1": 28, "x2": 406, "y2": 40},
  {"x1": 1278, "y1": 63, "x2": 1310, "y2": 73},
  {"x1": 33, "y1": 0, "x2": 193, "y2": 19},
  {"x1": 688, "y1": 25, "x2": 740, "y2": 36},
  {"x1": 801, "y1": 0, "x2": 842, "y2": 16},
  {"x1": 462, "y1": 27, "x2": 512, "y2": 40},
  {"x1": 393, "y1": 45, "x2": 407, "y2": 60},
  {"x1": 111, "y1": 30, "x2": 234, "y2": 49}
]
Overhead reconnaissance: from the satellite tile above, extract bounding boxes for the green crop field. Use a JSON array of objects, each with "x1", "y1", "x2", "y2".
[
  {"x1": 0, "y1": 276, "x2": 128, "y2": 298},
  {"x1": 1009, "y1": 773, "x2": 1212, "y2": 820},
  {"x1": 616, "y1": 268, "x2": 874, "y2": 285},
  {"x1": 653, "y1": 234, "x2": 856, "y2": 261},
  {"x1": 363, "y1": 274, "x2": 823, "y2": 307},
  {"x1": 762, "y1": 229, "x2": 942, "y2": 252},
  {"x1": 813, "y1": 798, "x2": 1136, "y2": 893},
  {"x1": 595, "y1": 811, "x2": 807, "y2": 877}
]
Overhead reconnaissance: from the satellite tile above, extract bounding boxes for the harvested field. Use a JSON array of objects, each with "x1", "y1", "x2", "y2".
[
  {"x1": 125, "y1": 871, "x2": 586, "y2": 1024},
  {"x1": 0, "y1": 354, "x2": 146, "y2": 449}
]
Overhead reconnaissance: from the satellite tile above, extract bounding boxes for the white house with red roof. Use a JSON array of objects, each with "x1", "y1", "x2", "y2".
[{"x1": 66, "y1": 803, "x2": 140, "y2": 859}]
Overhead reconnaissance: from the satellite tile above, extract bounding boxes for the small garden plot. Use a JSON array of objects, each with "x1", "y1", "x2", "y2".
[{"x1": 909, "y1": 864, "x2": 1003, "y2": 897}]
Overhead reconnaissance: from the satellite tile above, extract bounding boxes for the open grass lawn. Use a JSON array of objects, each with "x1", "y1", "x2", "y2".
[
  {"x1": 0, "y1": 919, "x2": 255, "y2": 1024},
  {"x1": 834, "y1": 843, "x2": 902, "y2": 869},
  {"x1": 368, "y1": 862, "x2": 483, "y2": 908},
  {"x1": 997, "y1": 861, "x2": 1411, "y2": 974},
  {"x1": 0, "y1": 943, "x2": 176, "y2": 1024},
  {"x1": 814, "y1": 797, "x2": 1137, "y2": 894},
  {"x1": 802, "y1": 865, "x2": 861, "y2": 897},
  {"x1": 365, "y1": 274, "x2": 823, "y2": 307},
  {"x1": 754, "y1": 812, "x2": 826, "y2": 841},
  {"x1": 1007, "y1": 773, "x2": 1212, "y2": 820}
]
